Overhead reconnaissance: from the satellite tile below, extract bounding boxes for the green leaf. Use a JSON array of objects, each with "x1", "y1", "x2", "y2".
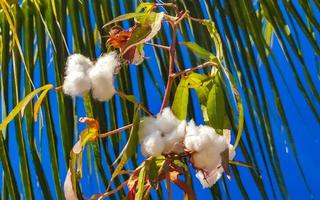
[
  {"x1": 148, "y1": 156, "x2": 165, "y2": 188},
  {"x1": 136, "y1": 2, "x2": 155, "y2": 13},
  {"x1": 200, "y1": 20, "x2": 224, "y2": 60},
  {"x1": 233, "y1": 97, "x2": 244, "y2": 150},
  {"x1": 221, "y1": 68, "x2": 244, "y2": 149},
  {"x1": 264, "y1": 21, "x2": 274, "y2": 47},
  {"x1": 103, "y1": 12, "x2": 146, "y2": 27},
  {"x1": 172, "y1": 78, "x2": 189, "y2": 120},
  {"x1": 33, "y1": 87, "x2": 52, "y2": 121},
  {"x1": 180, "y1": 41, "x2": 217, "y2": 62},
  {"x1": 0, "y1": 84, "x2": 53, "y2": 131},
  {"x1": 229, "y1": 160, "x2": 257, "y2": 170},
  {"x1": 186, "y1": 73, "x2": 210, "y2": 89},
  {"x1": 123, "y1": 12, "x2": 164, "y2": 54},
  {"x1": 135, "y1": 164, "x2": 147, "y2": 200},
  {"x1": 207, "y1": 75, "x2": 225, "y2": 134}
]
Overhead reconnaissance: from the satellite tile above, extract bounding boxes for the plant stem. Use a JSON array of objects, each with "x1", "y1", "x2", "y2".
[
  {"x1": 98, "y1": 124, "x2": 133, "y2": 138},
  {"x1": 160, "y1": 11, "x2": 189, "y2": 111},
  {"x1": 172, "y1": 61, "x2": 218, "y2": 78},
  {"x1": 145, "y1": 42, "x2": 170, "y2": 50}
]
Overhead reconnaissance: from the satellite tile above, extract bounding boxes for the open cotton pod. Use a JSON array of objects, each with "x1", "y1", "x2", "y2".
[
  {"x1": 138, "y1": 108, "x2": 186, "y2": 157},
  {"x1": 88, "y1": 52, "x2": 120, "y2": 101},
  {"x1": 63, "y1": 54, "x2": 93, "y2": 97},
  {"x1": 184, "y1": 121, "x2": 235, "y2": 188}
]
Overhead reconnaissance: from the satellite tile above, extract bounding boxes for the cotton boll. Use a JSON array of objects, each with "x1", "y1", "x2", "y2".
[
  {"x1": 155, "y1": 108, "x2": 186, "y2": 154},
  {"x1": 141, "y1": 130, "x2": 166, "y2": 156},
  {"x1": 185, "y1": 121, "x2": 228, "y2": 153},
  {"x1": 163, "y1": 120, "x2": 187, "y2": 154},
  {"x1": 63, "y1": 71, "x2": 91, "y2": 96},
  {"x1": 89, "y1": 52, "x2": 120, "y2": 101},
  {"x1": 139, "y1": 117, "x2": 165, "y2": 156},
  {"x1": 198, "y1": 125, "x2": 228, "y2": 152},
  {"x1": 138, "y1": 117, "x2": 158, "y2": 142},
  {"x1": 185, "y1": 121, "x2": 235, "y2": 185},
  {"x1": 184, "y1": 120, "x2": 201, "y2": 151},
  {"x1": 155, "y1": 107, "x2": 181, "y2": 133},
  {"x1": 138, "y1": 108, "x2": 187, "y2": 156},
  {"x1": 65, "y1": 54, "x2": 93, "y2": 74}
]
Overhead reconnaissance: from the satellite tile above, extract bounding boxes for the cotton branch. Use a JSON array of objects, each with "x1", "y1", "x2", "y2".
[
  {"x1": 145, "y1": 42, "x2": 170, "y2": 50},
  {"x1": 98, "y1": 124, "x2": 133, "y2": 138},
  {"x1": 160, "y1": 11, "x2": 189, "y2": 111},
  {"x1": 172, "y1": 61, "x2": 218, "y2": 78}
]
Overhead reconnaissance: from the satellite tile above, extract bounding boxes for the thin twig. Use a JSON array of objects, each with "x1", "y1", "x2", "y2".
[
  {"x1": 188, "y1": 15, "x2": 204, "y2": 23},
  {"x1": 54, "y1": 85, "x2": 63, "y2": 91},
  {"x1": 90, "y1": 180, "x2": 128, "y2": 200},
  {"x1": 98, "y1": 124, "x2": 133, "y2": 138},
  {"x1": 145, "y1": 42, "x2": 170, "y2": 50},
  {"x1": 172, "y1": 61, "x2": 218, "y2": 78}
]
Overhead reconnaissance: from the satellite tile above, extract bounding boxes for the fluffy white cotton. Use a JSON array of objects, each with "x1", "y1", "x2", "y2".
[
  {"x1": 64, "y1": 169, "x2": 78, "y2": 200},
  {"x1": 65, "y1": 54, "x2": 93, "y2": 74},
  {"x1": 195, "y1": 146, "x2": 236, "y2": 188},
  {"x1": 88, "y1": 52, "x2": 120, "y2": 101},
  {"x1": 184, "y1": 121, "x2": 235, "y2": 187},
  {"x1": 63, "y1": 54, "x2": 93, "y2": 97},
  {"x1": 185, "y1": 120, "x2": 228, "y2": 154},
  {"x1": 141, "y1": 130, "x2": 166, "y2": 156},
  {"x1": 138, "y1": 108, "x2": 186, "y2": 157},
  {"x1": 63, "y1": 71, "x2": 91, "y2": 96}
]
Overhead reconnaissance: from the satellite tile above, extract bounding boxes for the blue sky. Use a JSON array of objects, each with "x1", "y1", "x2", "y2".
[{"x1": 1, "y1": 1, "x2": 319, "y2": 199}]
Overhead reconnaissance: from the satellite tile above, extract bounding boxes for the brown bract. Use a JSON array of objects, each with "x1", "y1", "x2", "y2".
[{"x1": 107, "y1": 26, "x2": 138, "y2": 64}]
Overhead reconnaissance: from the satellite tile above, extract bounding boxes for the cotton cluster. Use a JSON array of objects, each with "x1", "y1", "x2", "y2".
[
  {"x1": 63, "y1": 54, "x2": 92, "y2": 96},
  {"x1": 138, "y1": 108, "x2": 186, "y2": 157},
  {"x1": 137, "y1": 108, "x2": 236, "y2": 188},
  {"x1": 185, "y1": 121, "x2": 235, "y2": 188},
  {"x1": 88, "y1": 52, "x2": 120, "y2": 101},
  {"x1": 62, "y1": 52, "x2": 120, "y2": 101}
]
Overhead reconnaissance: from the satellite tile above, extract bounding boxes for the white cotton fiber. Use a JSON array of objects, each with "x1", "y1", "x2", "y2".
[
  {"x1": 185, "y1": 121, "x2": 227, "y2": 153},
  {"x1": 138, "y1": 108, "x2": 187, "y2": 157},
  {"x1": 185, "y1": 121, "x2": 235, "y2": 186},
  {"x1": 63, "y1": 71, "x2": 91, "y2": 96},
  {"x1": 65, "y1": 54, "x2": 93, "y2": 74},
  {"x1": 162, "y1": 120, "x2": 186, "y2": 154},
  {"x1": 63, "y1": 54, "x2": 93, "y2": 97},
  {"x1": 88, "y1": 52, "x2": 120, "y2": 101},
  {"x1": 141, "y1": 130, "x2": 166, "y2": 156}
]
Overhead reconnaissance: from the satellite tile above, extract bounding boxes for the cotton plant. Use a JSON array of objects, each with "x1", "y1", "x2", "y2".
[
  {"x1": 62, "y1": 54, "x2": 92, "y2": 96},
  {"x1": 59, "y1": 3, "x2": 246, "y2": 200},
  {"x1": 62, "y1": 51, "x2": 120, "y2": 101},
  {"x1": 185, "y1": 121, "x2": 236, "y2": 188},
  {"x1": 138, "y1": 107, "x2": 186, "y2": 156}
]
